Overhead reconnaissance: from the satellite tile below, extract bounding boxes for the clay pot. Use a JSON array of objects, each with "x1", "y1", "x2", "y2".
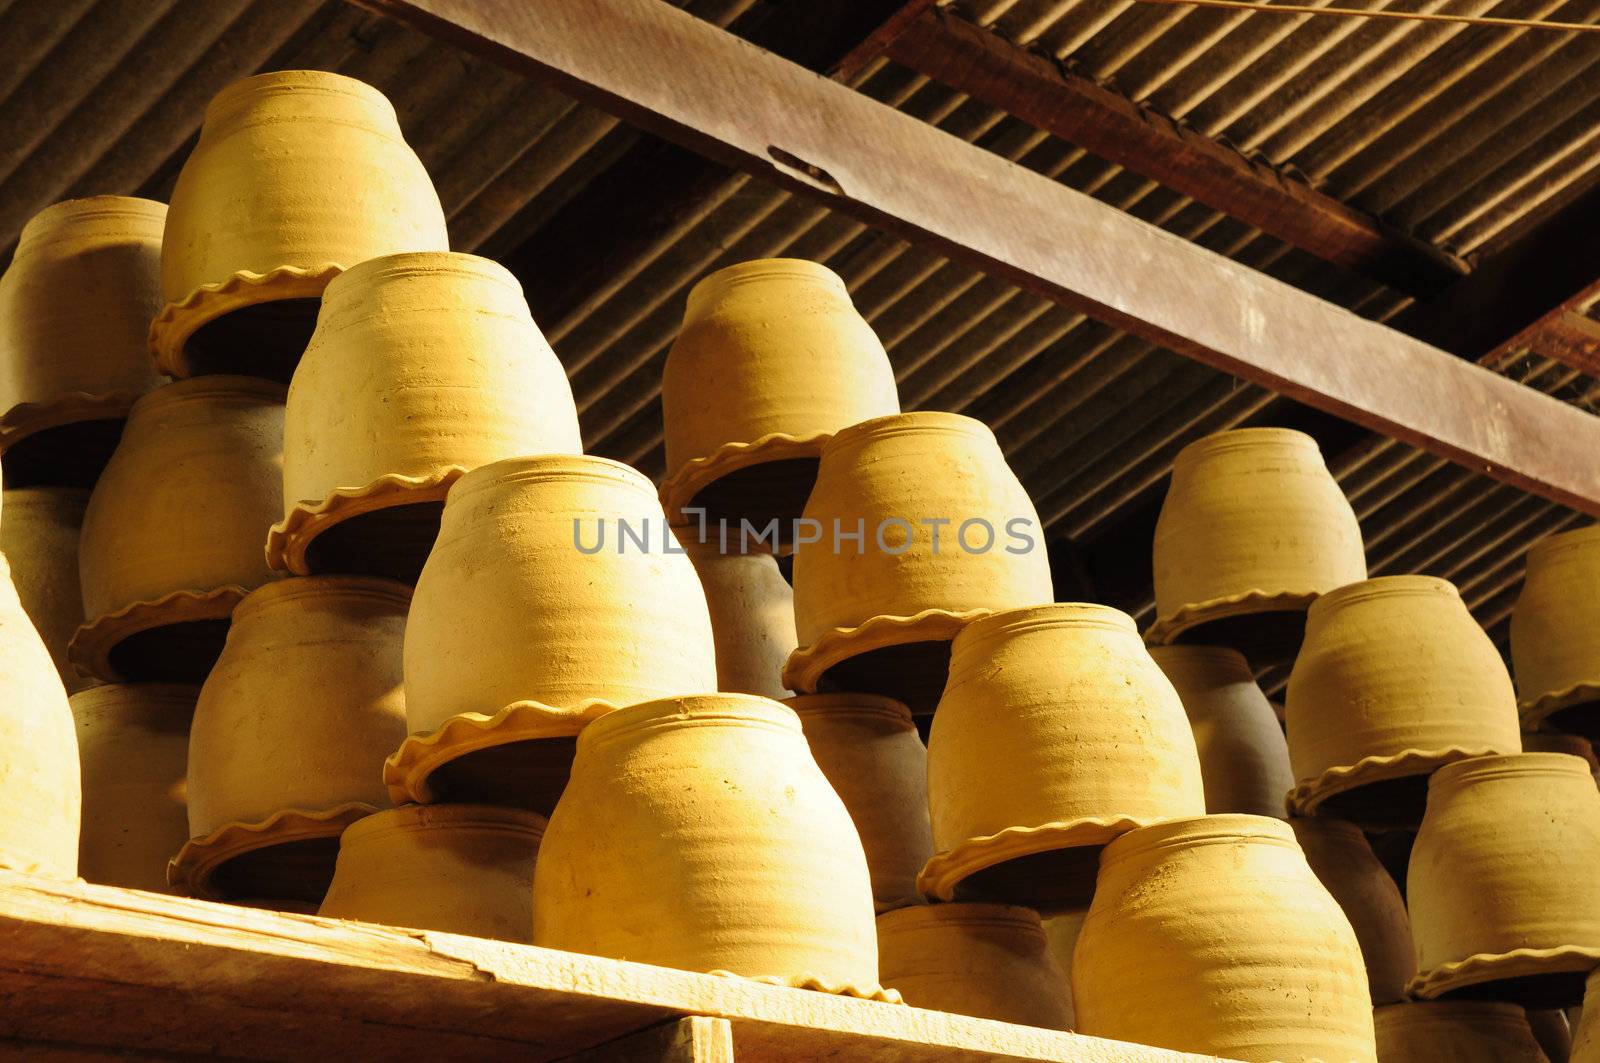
[
  {"x1": 1512, "y1": 526, "x2": 1600, "y2": 738},
  {"x1": 1285, "y1": 576, "x2": 1521, "y2": 827},
  {"x1": 786, "y1": 412, "x2": 1053, "y2": 711},
  {"x1": 1289, "y1": 817, "x2": 1416, "y2": 1004},
  {"x1": 72, "y1": 683, "x2": 195, "y2": 892},
  {"x1": 534, "y1": 694, "x2": 887, "y2": 997},
  {"x1": 1531, "y1": 1008, "x2": 1574, "y2": 1063},
  {"x1": 390, "y1": 456, "x2": 717, "y2": 815},
  {"x1": 682, "y1": 524, "x2": 797, "y2": 699},
  {"x1": 659, "y1": 259, "x2": 900, "y2": 534},
  {"x1": 72, "y1": 376, "x2": 285, "y2": 684},
  {"x1": 1073, "y1": 814, "x2": 1376, "y2": 1061},
  {"x1": 1152, "y1": 644, "x2": 1294, "y2": 818},
  {"x1": 171, "y1": 576, "x2": 409, "y2": 903},
  {"x1": 152, "y1": 71, "x2": 448, "y2": 382},
  {"x1": 1408, "y1": 752, "x2": 1600, "y2": 1007},
  {"x1": 1041, "y1": 909, "x2": 1085, "y2": 1026},
  {"x1": 1148, "y1": 428, "x2": 1366, "y2": 663},
  {"x1": 921, "y1": 604, "x2": 1204, "y2": 910},
  {"x1": 269, "y1": 252, "x2": 582, "y2": 582},
  {"x1": 1574, "y1": 971, "x2": 1600, "y2": 1062},
  {"x1": 1524, "y1": 731, "x2": 1600, "y2": 785},
  {"x1": 0, "y1": 198, "x2": 166, "y2": 486},
  {"x1": 0, "y1": 555, "x2": 79, "y2": 878},
  {"x1": 319, "y1": 804, "x2": 544, "y2": 943},
  {"x1": 788, "y1": 694, "x2": 933, "y2": 912},
  {"x1": 2, "y1": 487, "x2": 93, "y2": 692},
  {"x1": 876, "y1": 902, "x2": 1072, "y2": 1028},
  {"x1": 1373, "y1": 1002, "x2": 1548, "y2": 1062}
]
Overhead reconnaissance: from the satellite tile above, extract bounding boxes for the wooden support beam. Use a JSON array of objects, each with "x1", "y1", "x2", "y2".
[
  {"x1": 354, "y1": 0, "x2": 1600, "y2": 515},
  {"x1": 559, "y1": 1017, "x2": 735, "y2": 1062}
]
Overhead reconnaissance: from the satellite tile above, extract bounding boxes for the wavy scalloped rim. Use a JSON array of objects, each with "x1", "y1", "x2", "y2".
[
  {"x1": 383, "y1": 697, "x2": 621, "y2": 805},
  {"x1": 1143, "y1": 588, "x2": 1321, "y2": 646},
  {"x1": 707, "y1": 970, "x2": 903, "y2": 1004},
  {"x1": 783, "y1": 607, "x2": 993, "y2": 694},
  {"x1": 1287, "y1": 745, "x2": 1509, "y2": 821},
  {"x1": 1408, "y1": 945, "x2": 1600, "y2": 1001},
  {"x1": 657, "y1": 430, "x2": 831, "y2": 521},
  {"x1": 267, "y1": 466, "x2": 466, "y2": 573},
  {"x1": 149, "y1": 262, "x2": 344, "y2": 378},
  {"x1": 68, "y1": 584, "x2": 252, "y2": 683},
  {"x1": 916, "y1": 815, "x2": 1154, "y2": 902},
  {"x1": 167, "y1": 801, "x2": 377, "y2": 899},
  {"x1": 0, "y1": 388, "x2": 147, "y2": 449},
  {"x1": 1520, "y1": 680, "x2": 1600, "y2": 731}
]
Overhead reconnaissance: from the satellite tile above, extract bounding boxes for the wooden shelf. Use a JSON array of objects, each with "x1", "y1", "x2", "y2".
[{"x1": 0, "y1": 870, "x2": 1219, "y2": 1061}]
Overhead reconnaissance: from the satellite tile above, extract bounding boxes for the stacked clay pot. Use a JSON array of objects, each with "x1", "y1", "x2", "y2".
[
  {"x1": 1530, "y1": 1008, "x2": 1574, "y2": 1063},
  {"x1": 390, "y1": 455, "x2": 717, "y2": 814},
  {"x1": 1524, "y1": 730, "x2": 1600, "y2": 785},
  {"x1": 1574, "y1": 971, "x2": 1600, "y2": 1062},
  {"x1": 1072, "y1": 814, "x2": 1376, "y2": 1061},
  {"x1": 1374, "y1": 1002, "x2": 1548, "y2": 1062},
  {"x1": 2, "y1": 487, "x2": 93, "y2": 692},
  {"x1": 72, "y1": 683, "x2": 195, "y2": 892},
  {"x1": 876, "y1": 903, "x2": 1073, "y2": 1029},
  {"x1": 1148, "y1": 428, "x2": 1366, "y2": 663},
  {"x1": 1042, "y1": 909, "x2": 1086, "y2": 1024},
  {"x1": 682, "y1": 522, "x2": 797, "y2": 699},
  {"x1": 921, "y1": 604, "x2": 1205, "y2": 909},
  {"x1": 660, "y1": 259, "x2": 900, "y2": 532},
  {"x1": 319, "y1": 804, "x2": 544, "y2": 943},
  {"x1": 0, "y1": 197, "x2": 165, "y2": 484},
  {"x1": 73, "y1": 376, "x2": 285, "y2": 683},
  {"x1": 1408, "y1": 752, "x2": 1600, "y2": 1006},
  {"x1": 788, "y1": 693, "x2": 933, "y2": 911},
  {"x1": 1286, "y1": 576, "x2": 1522, "y2": 827},
  {"x1": 270, "y1": 252, "x2": 582, "y2": 582},
  {"x1": 1512, "y1": 525, "x2": 1600, "y2": 737},
  {"x1": 787, "y1": 412, "x2": 1053, "y2": 711},
  {"x1": 1289, "y1": 817, "x2": 1415, "y2": 1003},
  {"x1": 1152, "y1": 644, "x2": 1293, "y2": 818},
  {"x1": 172, "y1": 577, "x2": 409, "y2": 903},
  {"x1": 534, "y1": 694, "x2": 888, "y2": 998},
  {"x1": 152, "y1": 71, "x2": 448, "y2": 382}
]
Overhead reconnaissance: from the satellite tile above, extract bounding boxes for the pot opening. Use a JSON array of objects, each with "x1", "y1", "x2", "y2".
[
  {"x1": 678, "y1": 456, "x2": 820, "y2": 551},
  {"x1": 949, "y1": 846, "x2": 1102, "y2": 914},
  {"x1": 301, "y1": 501, "x2": 445, "y2": 585},
  {"x1": 815, "y1": 639, "x2": 953, "y2": 715},
  {"x1": 1168, "y1": 608, "x2": 1308, "y2": 668},
  {"x1": 420, "y1": 736, "x2": 577, "y2": 819},
  {"x1": 106, "y1": 619, "x2": 232, "y2": 684},
  {"x1": 206, "y1": 834, "x2": 344, "y2": 905},
  {"x1": 183, "y1": 298, "x2": 324, "y2": 385},
  {"x1": 1, "y1": 419, "x2": 126, "y2": 489}
]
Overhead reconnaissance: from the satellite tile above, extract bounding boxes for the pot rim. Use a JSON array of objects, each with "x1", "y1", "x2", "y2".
[
  {"x1": 1371, "y1": 999, "x2": 1531, "y2": 1024},
  {"x1": 783, "y1": 692, "x2": 914, "y2": 728},
  {"x1": 578, "y1": 693, "x2": 801, "y2": 752},
  {"x1": 1526, "y1": 522, "x2": 1600, "y2": 565},
  {"x1": 323, "y1": 250, "x2": 521, "y2": 302},
  {"x1": 951, "y1": 602, "x2": 1135, "y2": 664},
  {"x1": 448, "y1": 453, "x2": 655, "y2": 505},
  {"x1": 1286, "y1": 815, "x2": 1366, "y2": 846},
  {"x1": 1147, "y1": 642, "x2": 1253, "y2": 678},
  {"x1": 1308, "y1": 574, "x2": 1458, "y2": 616},
  {"x1": 875, "y1": 901, "x2": 1045, "y2": 938},
  {"x1": 16, "y1": 195, "x2": 167, "y2": 247},
  {"x1": 1099, "y1": 813, "x2": 1295, "y2": 868},
  {"x1": 685, "y1": 258, "x2": 847, "y2": 310},
  {"x1": 823, "y1": 411, "x2": 995, "y2": 455},
  {"x1": 67, "y1": 681, "x2": 202, "y2": 713},
  {"x1": 339, "y1": 802, "x2": 547, "y2": 846},
  {"x1": 1171, "y1": 426, "x2": 1319, "y2": 468},
  {"x1": 1429, "y1": 750, "x2": 1591, "y2": 790},
  {"x1": 129, "y1": 374, "x2": 288, "y2": 415},
  {"x1": 231, "y1": 574, "x2": 412, "y2": 620},
  {"x1": 202, "y1": 69, "x2": 396, "y2": 130}
]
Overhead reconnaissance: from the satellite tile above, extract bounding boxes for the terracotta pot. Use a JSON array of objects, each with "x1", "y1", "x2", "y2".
[
  {"x1": 786, "y1": 413, "x2": 1053, "y2": 711},
  {"x1": 682, "y1": 524, "x2": 796, "y2": 699},
  {"x1": 1524, "y1": 731, "x2": 1600, "y2": 785},
  {"x1": 72, "y1": 376, "x2": 285, "y2": 684},
  {"x1": 2, "y1": 487, "x2": 93, "y2": 692},
  {"x1": 533, "y1": 694, "x2": 887, "y2": 998},
  {"x1": 171, "y1": 576, "x2": 409, "y2": 902},
  {"x1": 1373, "y1": 1002, "x2": 1548, "y2": 1062},
  {"x1": 1148, "y1": 428, "x2": 1366, "y2": 663},
  {"x1": 390, "y1": 456, "x2": 717, "y2": 815},
  {"x1": 1285, "y1": 576, "x2": 1521, "y2": 827},
  {"x1": 151, "y1": 71, "x2": 448, "y2": 382},
  {"x1": 1041, "y1": 909, "x2": 1084, "y2": 1026},
  {"x1": 270, "y1": 252, "x2": 582, "y2": 582},
  {"x1": 1152, "y1": 644, "x2": 1294, "y2": 818},
  {"x1": 1513, "y1": 526, "x2": 1600, "y2": 738},
  {"x1": 1574, "y1": 971, "x2": 1600, "y2": 1062},
  {"x1": 319, "y1": 804, "x2": 544, "y2": 943},
  {"x1": 0, "y1": 197, "x2": 165, "y2": 485},
  {"x1": 659, "y1": 259, "x2": 900, "y2": 534},
  {"x1": 0, "y1": 555, "x2": 79, "y2": 878},
  {"x1": 72, "y1": 683, "x2": 195, "y2": 892},
  {"x1": 1289, "y1": 817, "x2": 1416, "y2": 1004},
  {"x1": 1408, "y1": 752, "x2": 1600, "y2": 1007},
  {"x1": 876, "y1": 902, "x2": 1072, "y2": 1029},
  {"x1": 921, "y1": 604, "x2": 1204, "y2": 909},
  {"x1": 787, "y1": 694, "x2": 933, "y2": 912},
  {"x1": 1530, "y1": 1008, "x2": 1574, "y2": 1063},
  {"x1": 1073, "y1": 814, "x2": 1376, "y2": 1061}
]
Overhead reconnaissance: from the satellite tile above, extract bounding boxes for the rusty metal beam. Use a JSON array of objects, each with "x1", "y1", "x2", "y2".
[{"x1": 353, "y1": 0, "x2": 1600, "y2": 516}]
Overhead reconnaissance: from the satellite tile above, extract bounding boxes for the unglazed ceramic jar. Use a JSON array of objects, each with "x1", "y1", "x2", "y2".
[
  {"x1": 152, "y1": 71, "x2": 448, "y2": 381},
  {"x1": 1574, "y1": 970, "x2": 1600, "y2": 1062},
  {"x1": 2, "y1": 487, "x2": 93, "y2": 692},
  {"x1": 1512, "y1": 525, "x2": 1600, "y2": 737},
  {"x1": 270, "y1": 252, "x2": 582, "y2": 582},
  {"x1": 1373, "y1": 1001, "x2": 1548, "y2": 1062},
  {"x1": 1148, "y1": 428, "x2": 1366, "y2": 663},
  {"x1": 534, "y1": 694, "x2": 889, "y2": 999},
  {"x1": 659, "y1": 259, "x2": 899, "y2": 533},
  {"x1": 786, "y1": 412, "x2": 1052, "y2": 711},
  {"x1": 1285, "y1": 576, "x2": 1521, "y2": 827},
  {"x1": 0, "y1": 197, "x2": 165, "y2": 484},
  {"x1": 319, "y1": 804, "x2": 545, "y2": 943},
  {"x1": 172, "y1": 577, "x2": 409, "y2": 903},
  {"x1": 682, "y1": 524, "x2": 797, "y2": 700},
  {"x1": 72, "y1": 376, "x2": 285, "y2": 683},
  {"x1": 1408, "y1": 752, "x2": 1600, "y2": 1007},
  {"x1": 390, "y1": 455, "x2": 717, "y2": 814},
  {"x1": 1290, "y1": 817, "x2": 1415, "y2": 1004},
  {"x1": 921, "y1": 604, "x2": 1204, "y2": 909},
  {"x1": 1041, "y1": 909, "x2": 1085, "y2": 1027},
  {"x1": 876, "y1": 903, "x2": 1072, "y2": 1029},
  {"x1": 1073, "y1": 815, "x2": 1376, "y2": 1061}
]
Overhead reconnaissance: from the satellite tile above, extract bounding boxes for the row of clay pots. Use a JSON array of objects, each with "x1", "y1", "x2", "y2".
[{"x1": 1512, "y1": 524, "x2": 1600, "y2": 738}]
